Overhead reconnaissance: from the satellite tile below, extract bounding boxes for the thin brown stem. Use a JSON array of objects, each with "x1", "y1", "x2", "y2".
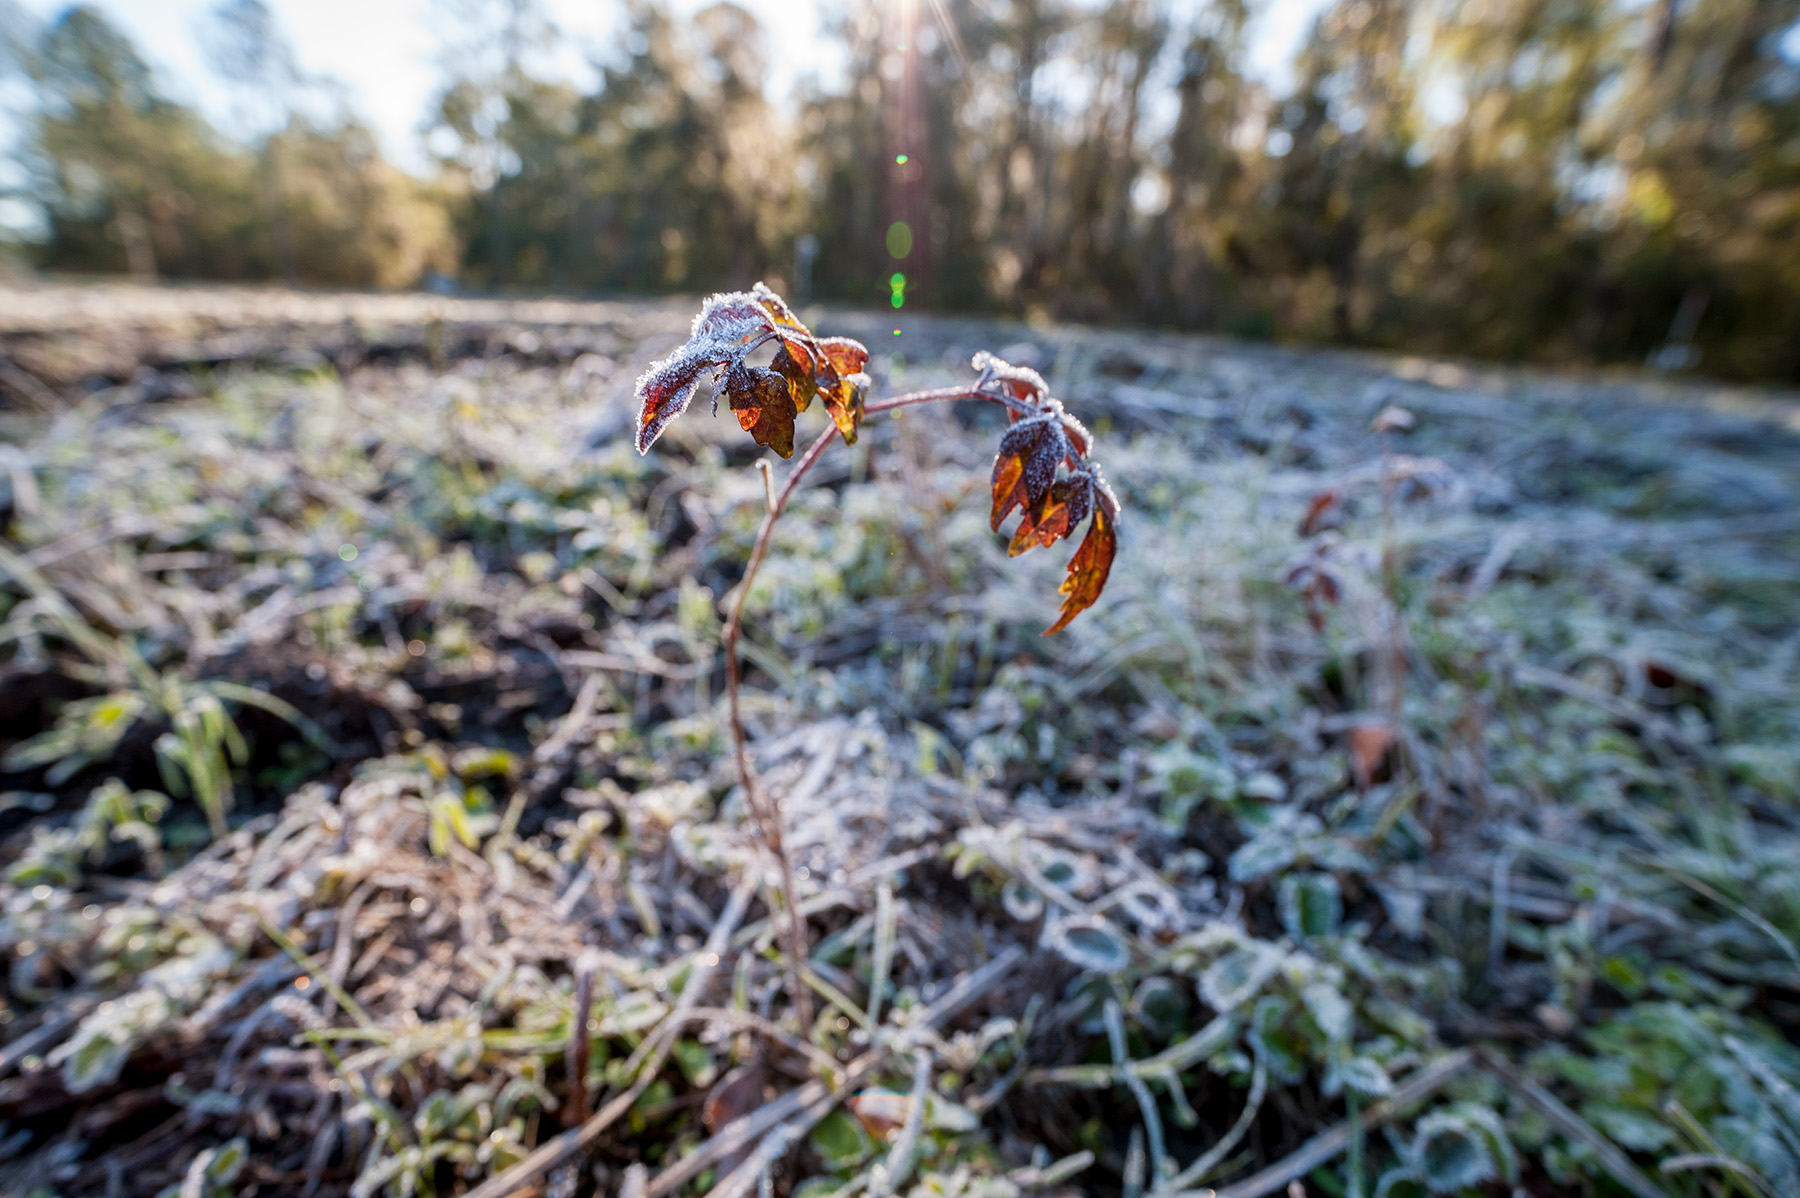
[
  {"x1": 724, "y1": 423, "x2": 838, "y2": 1029},
  {"x1": 863, "y1": 385, "x2": 985, "y2": 414},
  {"x1": 719, "y1": 386, "x2": 987, "y2": 1031}
]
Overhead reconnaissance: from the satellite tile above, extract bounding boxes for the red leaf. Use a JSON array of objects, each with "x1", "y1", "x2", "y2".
[
  {"x1": 633, "y1": 355, "x2": 712, "y2": 456},
  {"x1": 1045, "y1": 499, "x2": 1117, "y2": 635},
  {"x1": 1298, "y1": 489, "x2": 1341, "y2": 538}
]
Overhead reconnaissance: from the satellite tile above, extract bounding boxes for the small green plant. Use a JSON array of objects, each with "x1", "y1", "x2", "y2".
[
  {"x1": 0, "y1": 545, "x2": 333, "y2": 837},
  {"x1": 634, "y1": 283, "x2": 1123, "y2": 1016}
]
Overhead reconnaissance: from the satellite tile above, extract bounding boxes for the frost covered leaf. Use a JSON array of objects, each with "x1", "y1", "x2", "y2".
[
  {"x1": 1229, "y1": 831, "x2": 1298, "y2": 883},
  {"x1": 1280, "y1": 872, "x2": 1343, "y2": 940},
  {"x1": 1002, "y1": 880, "x2": 1045, "y2": 922},
  {"x1": 1409, "y1": 1111, "x2": 1501, "y2": 1194},
  {"x1": 1132, "y1": 976, "x2": 1189, "y2": 1041},
  {"x1": 1200, "y1": 942, "x2": 1283, "y2": 1011},
  {"x1": 1327, "y1": 1055, "x2": 1395, "y2": 1098},
  {"x1": 634, "y1": 292, "x2": 772, "y2": 454},
  {"x1": 1303, "y1": 980, "x2": 1354, "y2": 1044},
  {"x1": 990, "y1": 416, "x2": 1068, "y2": 533},
  {"x1": 813, "y1": 1106, "x2": 876, "y2": 1168},
  {"x1": 724, "y1": 362, "x2": 797, "y2": 457},
  {"x1": 1043, "y1": 914, "x2": 1131, "y2": 973},
  {"x1": 632, "y1": 284, "x2": 870, "y2": 457}
]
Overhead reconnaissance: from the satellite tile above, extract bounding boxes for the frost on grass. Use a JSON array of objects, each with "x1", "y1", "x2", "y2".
[{"x1": 2, "y1": 287, "x2": 1799, "y2": 1196}]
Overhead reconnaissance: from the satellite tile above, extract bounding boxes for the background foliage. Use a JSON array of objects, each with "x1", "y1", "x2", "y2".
[{"x1": 2, "y1": 0, "x2": 1799, "y2": 379}]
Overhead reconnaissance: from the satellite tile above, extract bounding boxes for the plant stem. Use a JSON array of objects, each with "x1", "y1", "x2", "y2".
[
  {"x1": 719, "y1": 386, "x2": 982, "y2": 1031},
  {"x1": 864, "y1": 385, "x2": 983, "y2": 415},
  {"x1": 724, "y1": 423, "x2": 837, "y2": 1030}
]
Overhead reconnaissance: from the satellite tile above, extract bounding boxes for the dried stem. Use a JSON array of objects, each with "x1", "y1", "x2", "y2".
[{"x1": 720, "y1": 387, "x2": 982, "y2": 1030}]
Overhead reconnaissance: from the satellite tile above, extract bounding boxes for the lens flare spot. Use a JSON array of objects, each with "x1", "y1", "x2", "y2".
[{"x1": 885, "y1": 221, "x2": 913, "y2": 259}]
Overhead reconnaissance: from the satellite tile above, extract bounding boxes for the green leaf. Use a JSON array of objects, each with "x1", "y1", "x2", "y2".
[
  {"x1": 1410, "y1": 1112, "x2": 1499, "y2": 1194},
  {"x1": 1200, "y1": 943, "x2": 1283, "y2": 1012},
  {"x1": 1280, "y1": 873, "x2": 1343, "y2": 940},
  {"x1": 1044, "y1": 915, "x2": 1130, "y2": 973},
  {"x1": 811, "y1": 1108, "x2": 875, "y2": 1171}
]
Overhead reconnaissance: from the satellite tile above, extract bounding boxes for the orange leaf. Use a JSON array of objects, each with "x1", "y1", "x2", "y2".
[
  {"x1": 770, "y1": 340, "x2": 819, "y2": 413},
  {"x1": 1045, "y1": 501, "x2": 1116, "y2": 635},
  {"x1": 1009, "y1": 480, "x2": 1075, "y2": 556},
  {"x1": 723, "y1": 362, "x2": 797, "y2": 458},
  {"x1": 816, "y1": 336, "x2": 870, "y2": 442},
  {"x1": 1347, "y1": 721, "x2": 1393, "y2": 790},
  {"x1": 752, "y1": 281, "x2": 810, "y2": 335},
  {"x1": 989, "y1": 418, "x2": 1064, "y2": 530}
]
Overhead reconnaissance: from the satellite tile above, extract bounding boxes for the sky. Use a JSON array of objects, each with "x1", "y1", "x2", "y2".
[{"x1": 13, "y1": 0, "x2": 1336, "y2": 175}]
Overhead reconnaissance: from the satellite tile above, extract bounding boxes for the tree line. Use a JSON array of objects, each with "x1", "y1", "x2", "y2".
[{"x1": 2, "y1": 0, "x2": 1797, "y2": 381}]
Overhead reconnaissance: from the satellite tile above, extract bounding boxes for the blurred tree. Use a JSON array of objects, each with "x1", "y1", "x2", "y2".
[
  {"x1": 1145, "y1": 0, "x2": 1251, "y2": 327},
  {"x1": 25, "y1": 5, "x2": 252, "y2": 278},
  {"x1": 1261, "y1": 0, "x2": 1421, "y2": 341},
  {"x1": 425, "y1": 0, "x2": 559, "y2": 288},
  {"x1": 201, "y1": 0, "x2": 305, "y2": 280},
  {"x1": 2, "y1": 0, "x2": 1798, "y2": 379},
  {"x1": 12, "y1": 4, "x2": 453, "y2": 286}
]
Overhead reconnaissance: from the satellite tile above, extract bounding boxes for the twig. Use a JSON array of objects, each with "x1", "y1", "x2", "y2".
[
  {"x1": 0, "y1": 998, "x2": 97, "y2": 1078},
  {"x1": 1008, "y1": 1151, "x2": 1096, "y2": 1190},
  {"x1": 1161, "y1": 1047, "x2": 1267, "y2": 1192},
  {"x1": 1205, "y1": 1049, "x2": 1476, "y2": 1198},
  {"x1": 725, "y1": 424, "x2": 839, "y2": 1030},
  {"x1": 868, "y1": 880, "x2": 896, "y2": 1028},
  {"x1": 1512, "y1": 663, "x2": 1695, "y2": 749},
  {"x1": 1028, "y1": 1013, "x2": 1239, "y2": 1086},
  {"x1": 869, "y1": 1049, "x2": 932, "y2": 1197},
  {"x1": 648, "y1": 946, "x2": 1024, "y2": 1198},
  {"x1": 682, "y1": 1007, "x2": 845, "y2": 1081},
  {"x1": 661, "y1": 1053, "x2": 881, "y2": 1198},
  {"x1": 566, "y1": 959, "x2": 595, "y2": 1125},
  {"x1": 700, "y1": 1114, "x2": 814, "y2": 1198},
  {"x1": 1107, "y1": 999, "x2": 1169, "y2": 1186},
  {"x1": 557, "y1": 650, "x2": 700, "y2": 679},
  {"x1": 462, "y1": 876, "x2": 757, "y2": 1198}
]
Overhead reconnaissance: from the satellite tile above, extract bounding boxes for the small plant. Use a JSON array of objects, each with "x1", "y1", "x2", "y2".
[
  {"x1": 634, "y1": 283, "x2": 1122, "y2": 1015},
  {"x1": 0, "y1": 545, "x2": 333, "y2": 838}
]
